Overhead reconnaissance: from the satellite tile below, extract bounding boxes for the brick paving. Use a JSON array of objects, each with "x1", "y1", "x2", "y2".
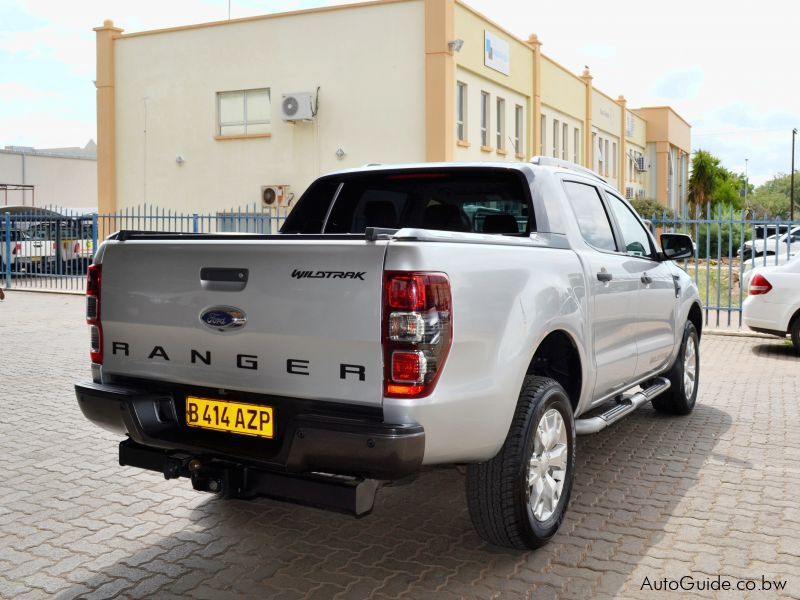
[{"x1": 1, "y1": 290, "x2": 799, "y2": 599}]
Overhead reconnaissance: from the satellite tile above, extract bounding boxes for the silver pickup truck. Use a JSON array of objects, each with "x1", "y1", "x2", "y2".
[{"x1": 76, "y1": 158, "x2": 701, "y2": 550}]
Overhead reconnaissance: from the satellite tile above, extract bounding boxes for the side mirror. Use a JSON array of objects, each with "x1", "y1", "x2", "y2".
[{"x1": 660, "y1": 233, "x2": 694, "y2": 261}]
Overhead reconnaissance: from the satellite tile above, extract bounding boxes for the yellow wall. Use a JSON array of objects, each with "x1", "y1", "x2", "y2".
[
  {"x1": 453, "y1": 2, "x2": 533, "y2": 97},
  {"x1": 454, "y1": 67, "x2": 529, "y2": 161},
  {"x1": 634, "y1": 106, "x2": 691, "y2": 153},
  {"x1": 113, "y1": 0, "x2": 426, "y2": 212},
  {"x1": 540, "y1": 56, "x2": 584, "y2": 122},
  {"x1": 592, "y1": 89, "x2": 621, "y2": 137},
  {"x1": 625, "y1": 110, "x2": 647, "y2": 148}
]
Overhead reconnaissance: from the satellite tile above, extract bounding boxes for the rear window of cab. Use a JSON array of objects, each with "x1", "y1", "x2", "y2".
[{"x1": 281, "y1": 169, "x2": 535, "y2": 236}]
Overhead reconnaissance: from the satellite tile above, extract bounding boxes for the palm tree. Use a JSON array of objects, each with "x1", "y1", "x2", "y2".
[{"x1": 688, "y1": 149, "x2": 717, "y2": 214}]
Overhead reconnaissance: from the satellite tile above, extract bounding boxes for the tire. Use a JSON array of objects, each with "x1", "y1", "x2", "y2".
[
  {"x1": 652, "y1": 321, "x2": 699, "y2": 415},
  {"x1": 465, "y1": 376, "x2": 575, "y2": 550},
  {"x1": 790, "y1": 317, "x2": 800, "y2": 355}
]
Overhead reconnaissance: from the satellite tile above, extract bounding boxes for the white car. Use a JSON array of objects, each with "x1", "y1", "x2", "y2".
[
  {"x1": 739, "y1": 226, "x2": 800, "y2": 260},
  {"x1": 743, "y1": 253, "x2": 800, "y2": 353}
]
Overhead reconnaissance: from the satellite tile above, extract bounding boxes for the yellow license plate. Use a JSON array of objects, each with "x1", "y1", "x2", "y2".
[
  {"x1": 186, "y1": 396, "x2": 274, "y2": 439},
  {"x1": 31, "y1": 256, "x2": 41, "y2": 263}
]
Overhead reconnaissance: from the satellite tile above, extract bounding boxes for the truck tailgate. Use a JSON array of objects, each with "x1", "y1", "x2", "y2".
[{"x1": 100, "y1": 238, "x2": 388, "y2": 406}]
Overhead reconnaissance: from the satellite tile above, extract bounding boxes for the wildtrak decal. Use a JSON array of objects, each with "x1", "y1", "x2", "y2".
[{"x1": 291, "y1": 269, "x2": 366, "y2": 280}]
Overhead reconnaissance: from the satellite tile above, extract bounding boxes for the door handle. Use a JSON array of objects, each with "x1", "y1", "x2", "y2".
[
  {"x1": 597, "y1": 271, "x2": 613, "y2": 282},
  {"x1": 641, "y1": 273, "x2": 653, "y2": 285},
  {"x1": 200, "y1": 267, "x2": 249, "y2": 291}
]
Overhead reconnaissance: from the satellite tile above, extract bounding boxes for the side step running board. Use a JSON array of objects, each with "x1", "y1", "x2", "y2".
[{"x1": 575, "y1": 377, "x2": 671, "y2": 435}]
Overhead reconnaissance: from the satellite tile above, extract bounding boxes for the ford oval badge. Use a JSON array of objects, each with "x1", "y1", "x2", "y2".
[{"x1": 200, "y1": 306, "x2": 247, "y2": 332}]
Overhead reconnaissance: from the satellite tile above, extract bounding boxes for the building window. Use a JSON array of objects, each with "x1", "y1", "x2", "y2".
[
  {"x1": 540, "y1": 115, "x2": 546, "y2": 155},
  {"x1": 604, "y1": 139, "x2": 610, "y2": 177},
  {"x1": 217, "y1": 88, "x2": 271, "y2": 136},
  {"x1": 612, "y1": 142, "x2": 617, "y2": 178},
  {"x1": 456, "y1": 82, "x2": 467, "y2": 142},
  {"x1": 514, "y1": 105, "x2": 523, "y2": 156},
  {"x1": 480, "y1": 92, "x2": 490, "y2": 147},
  {"x1": 496, "y1": 98, "x2": 506, "y2": 150},
  {"x1": 573, "y1": 128, "x2": 580, "y2": 164},
  {"x1": 562, "y1": 123, "x2": 568, "y2": 161},
  {"x1": 552, "y1": 119, "x2": 559, "y2": 158},
  {"x1": 596, "y1": 134, "x2": 603, "y2": 174}
]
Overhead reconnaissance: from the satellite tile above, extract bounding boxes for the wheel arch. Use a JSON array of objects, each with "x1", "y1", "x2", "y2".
[
  {"x1": 788, "y1": 306, "x2": 800, "y2": 333},
  {"x1": 688, "y1": 302, "x2": 703, "y2": 338},
  {"x1": 526, "y1": 329, "x2": 583, "y2": 413}
]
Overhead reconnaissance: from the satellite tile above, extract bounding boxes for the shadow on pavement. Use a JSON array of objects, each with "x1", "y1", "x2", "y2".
[
  {"x1": 58, "y1": 404, "x2": 733, "y2": 599},
  {"x1": 750, "y1": 342, "x2": 799, "y2": 359}
]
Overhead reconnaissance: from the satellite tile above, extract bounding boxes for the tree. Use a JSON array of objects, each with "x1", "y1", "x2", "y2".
[
  {"x1": 688, "y1": 149, "x2": 749, "y2": 213},
  {"x1": 688, "y1": 149, "x2": 718, "y2": 212},
  {"x1": 630, "y1": 198, "x2": 674, "y2": 220},
  {"x1": 745, "y1": 173, "x2": 798, "y2": 219}
]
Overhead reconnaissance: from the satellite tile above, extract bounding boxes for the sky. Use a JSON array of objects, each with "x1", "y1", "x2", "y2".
[{"x1": 2, "y1": 0, "x2": 798, "y2": 185}]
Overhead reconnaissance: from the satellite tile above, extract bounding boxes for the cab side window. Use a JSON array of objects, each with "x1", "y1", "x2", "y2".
[
  {"x1": 606, "y1": 193, "x2": 654, "y2": 258},
  {"x1": 563, "y1": 181, "x2": 617, "y2": 252}
]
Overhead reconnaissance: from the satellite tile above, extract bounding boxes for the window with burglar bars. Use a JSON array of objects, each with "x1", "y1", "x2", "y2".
[
  {"x1": 480, "y1": 92, "x2": 490, "y2": 147},
  {"x1": 456, "y1": 81, "x2": 467, "y2": 142},
  {"x1": 217, "y1": 88, "x2": 271, "y2": 136},
  {"x1": 496, "y1": 97, "x2": 506, "y2": 150},
  {"x1": 514, "y1": 105, "x2": 523, "y2": 155}
]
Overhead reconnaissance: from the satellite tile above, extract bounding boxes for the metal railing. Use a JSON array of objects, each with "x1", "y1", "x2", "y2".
[
  {"x1": 3, "y1": 204, "x2": 798, "y2": 330},
  {"x1": 651, "y1": 206, "x2": 800, "y2": 328},
  {"x1": 2, "y1": 205, "x2": 289, "y2": 293}
]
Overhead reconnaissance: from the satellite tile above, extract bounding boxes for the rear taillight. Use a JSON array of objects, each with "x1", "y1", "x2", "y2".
[
  {"x1": 73, "y1": 242, "x2": 80, "y2": 253},
  {"x1": 13, "y1": 242, "x2": 20, "y2": 255},
  {"x1": 383, "y1": 272, "x2": 452, "y2": 398},
  {"x1": 86, "y1": 264, "x2": 103, "y2": 363},
  {"x1": 749, "y1": 273, "x2": 772, "y2": 295}
]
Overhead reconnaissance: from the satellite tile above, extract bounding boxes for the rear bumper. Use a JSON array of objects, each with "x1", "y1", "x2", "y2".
[{"x1": 75, "y1": 380, "x2": 424, "y2": 480}]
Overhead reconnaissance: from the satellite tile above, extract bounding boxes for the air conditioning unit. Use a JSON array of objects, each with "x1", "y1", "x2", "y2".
[
  {"x1": 635, "y1": 156, "x2": 647, "y2": 172},
  {"x1": 261, "y1": 185, "x2": 290, "y2": 207},
  {"x1": 625, "y1": 187, "x2": 634, "y2": 200},
  {"x1": 280, "y1": 92, "x2": 314, "y2": 121}
]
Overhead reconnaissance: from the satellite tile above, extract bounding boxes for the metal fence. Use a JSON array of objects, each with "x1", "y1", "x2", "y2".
[
  {"x1": 3, "y1": 204, "x2": 799, "y2": 329},
  {"x1": 651, "y1": 207, "x2": 800, "y2": 328},
  {"x1": 2, "y1": 205, "x2": 289, "y2": 293}
]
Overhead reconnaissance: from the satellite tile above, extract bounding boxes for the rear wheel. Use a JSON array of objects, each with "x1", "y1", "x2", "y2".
[
  {"x1": 790, "y1": 317, "x2": 800, "y2": 355},
  {"x1": 465, "y1": 376, "x2": 575, "y2": 550},
  {"x1": 653, "y1": 321, "x2": 699, "y2": 415}
]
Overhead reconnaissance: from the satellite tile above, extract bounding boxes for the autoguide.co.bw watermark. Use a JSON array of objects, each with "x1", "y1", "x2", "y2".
[{"x1": 641, "y1": 574, "x2": 787, "y2": 593}]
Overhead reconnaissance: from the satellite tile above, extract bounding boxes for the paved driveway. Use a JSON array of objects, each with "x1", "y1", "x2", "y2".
[{"x1": 1, "y1": 291, "x2": 799, "y2": 599}]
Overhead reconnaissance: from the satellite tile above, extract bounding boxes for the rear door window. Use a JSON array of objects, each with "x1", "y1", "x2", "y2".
[
  {"x1": 282, "y1": 169, "x2": 533, "y2": 235},
  {"x1": 562, "y1": 181, "x2": 617, "y2": 252},
  {"x1": 605, "y1": 193, "x2": 655, "y2": 258}
]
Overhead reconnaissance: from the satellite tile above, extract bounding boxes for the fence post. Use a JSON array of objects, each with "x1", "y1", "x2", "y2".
[
  {"x1": 3, "y1": 212, "x2": 11, "y2": 289},
  {"x1": 92, "y1": 213, "x2": 99, "y2": 261},
  {"x1": 192, "y1": 213, "x2": 199, "y2": 233}
]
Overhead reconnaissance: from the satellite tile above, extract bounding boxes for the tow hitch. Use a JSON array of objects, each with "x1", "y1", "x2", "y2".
[{"x1": 119, "y1": 439, "x2": 379, "y2": 515}]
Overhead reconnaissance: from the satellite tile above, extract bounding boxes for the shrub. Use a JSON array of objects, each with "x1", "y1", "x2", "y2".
[{"x1": 630, "y1": 198, "x2": 674, "y2": 220}]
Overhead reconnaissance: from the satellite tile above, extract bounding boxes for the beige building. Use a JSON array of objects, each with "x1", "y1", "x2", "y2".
[
  {"x1": 95, "y1": 0, "x2": 691, "y2": 216},
  {"x1": 0, "y1": 142, "x2": 97, "y2": 210}
]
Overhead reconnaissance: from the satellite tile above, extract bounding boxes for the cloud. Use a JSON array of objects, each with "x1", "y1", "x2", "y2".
[
  {"x1": 649, "y1": 67, "x2": 704, "y2": 101},
  {"x1": 577, "y1": 43, "x2": 617, "y2": 61},
  {"x1": 0, "y1": 111, "x2": 96, "y2": 148}
]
